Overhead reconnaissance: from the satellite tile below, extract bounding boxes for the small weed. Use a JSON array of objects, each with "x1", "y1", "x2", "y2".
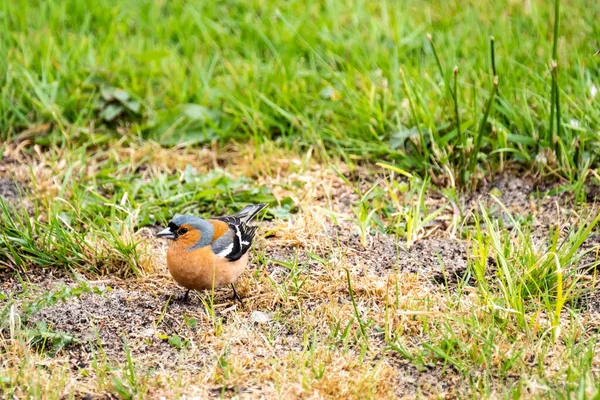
[
  {"x1": 345, "y1": 269, "x2": 370, "y2": 350},
  {"x1": 109, "y1": 337, "x2": 146, "y2": 399},
  {"x1": 166, "y1": 335, "x2": 190, "y2": 350},
  {"x1": 183, "y1": 315, "x2": 198, "y2": 329},
  {"x1": 268, "y1": 252, "x2": 311, "y2": 301}
]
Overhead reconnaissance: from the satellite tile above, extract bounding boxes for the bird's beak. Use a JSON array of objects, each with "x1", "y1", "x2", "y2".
[{"x1": 156, "y1": 227, "x2": 176, "y2": 239}]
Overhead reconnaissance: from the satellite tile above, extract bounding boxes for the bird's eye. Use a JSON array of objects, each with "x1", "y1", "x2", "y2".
[{"x1": 178, "y1": 228, "x2": 188, "y2": 235}]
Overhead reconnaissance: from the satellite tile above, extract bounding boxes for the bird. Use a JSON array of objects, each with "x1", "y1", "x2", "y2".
[{"x1": 156, "y1": 204, "x2": 267, "y2": 305}]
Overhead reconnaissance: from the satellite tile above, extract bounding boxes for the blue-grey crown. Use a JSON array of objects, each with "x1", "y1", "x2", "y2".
[
  {"x1": 170, "y1": 214, "x2": 214, "y2": 250},
  {"x1": 171, "y1": 215, "x2": 204, "y2": 229}
]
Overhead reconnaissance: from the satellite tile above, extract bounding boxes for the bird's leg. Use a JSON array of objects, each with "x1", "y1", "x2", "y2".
[
  {"x1": 230, "y1": 284, "x2": 244, "y2": 307},
  {"x1": 168, "y1": 289, "x2": 190, "y2": 304}
]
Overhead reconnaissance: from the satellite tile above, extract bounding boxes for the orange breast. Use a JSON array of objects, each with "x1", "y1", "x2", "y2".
[{"x1": 166, "y1": 243, "x2": 248, "y2": 290}]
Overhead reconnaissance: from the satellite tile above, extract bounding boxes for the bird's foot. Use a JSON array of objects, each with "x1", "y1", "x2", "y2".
[
  {"x1": 230, "y1": 284, "x2": 245, "y2": 307},
  {"x1": 169, "y1": 289, "x2": 191, "y2": 303}
]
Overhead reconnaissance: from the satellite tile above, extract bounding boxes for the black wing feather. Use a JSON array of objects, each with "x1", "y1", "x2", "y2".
[
  {"x1": 220, "y1": 224, "x2": 258, "y2": 261},
  {"x1": 214, "y1": 204, "x2": 266, "y2": 261}
]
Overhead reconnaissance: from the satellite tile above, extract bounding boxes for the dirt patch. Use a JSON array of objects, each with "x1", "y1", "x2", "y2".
[
  {"x1": 387, "y1": 354, "x2": 467, "y2": 398},
  {"x1": 323, "y1": 223, "x2": 468, "y2": 278},
  {"x1": 0, "y1": 177, "x2": 23, "y2": 203},
  {"x1": 32, "y1": 279, "x2": 206, "y2": 368},
  {"x1": 464, "y1": 173, "x2": 597, "y2": 230},
  {"x1": 0, "y1": 267, "x2": 73, "y2": 294}
]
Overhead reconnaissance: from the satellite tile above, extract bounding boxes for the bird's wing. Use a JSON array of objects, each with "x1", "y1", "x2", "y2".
[
  {"x1": 216, "y1": 204, "x2": 267, "y2": 225},
  {"x1": 209, "y1": 204, "x2": 266, "y2": 261},
  {"x1": 210, "y1": 222, "x2": 258, "y2": 262}
]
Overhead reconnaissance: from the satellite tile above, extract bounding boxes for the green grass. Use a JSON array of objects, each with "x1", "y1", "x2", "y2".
[{"x1": 2, "y1": 0, "x2": 600, "y2": 182}]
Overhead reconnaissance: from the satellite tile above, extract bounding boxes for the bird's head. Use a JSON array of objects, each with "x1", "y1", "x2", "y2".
[{"x1": 156, "y1": 215, "x2": 214, "y2": 250}]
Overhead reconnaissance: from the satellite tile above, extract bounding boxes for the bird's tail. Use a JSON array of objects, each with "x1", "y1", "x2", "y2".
[{"x1": 235, "y1": 203, "x2": 268, "y2": 223}]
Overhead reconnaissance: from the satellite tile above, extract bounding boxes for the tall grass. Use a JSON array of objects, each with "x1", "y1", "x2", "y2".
[{"x1": 1, "y1": 0, "x2": 599, "y2": 183}]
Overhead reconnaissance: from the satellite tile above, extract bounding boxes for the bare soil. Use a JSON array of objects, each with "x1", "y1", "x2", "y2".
[{"x1": 0, "y1": 177, "x2": 22, "y2": 203}]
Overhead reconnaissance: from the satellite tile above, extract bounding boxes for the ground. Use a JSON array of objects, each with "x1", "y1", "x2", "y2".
[
  {"x1": 2, "y1": 144, "x2": 600, "y2": 398},
  {"x1": 2, "y1": 0, "x2": 600, "y2": 398}
]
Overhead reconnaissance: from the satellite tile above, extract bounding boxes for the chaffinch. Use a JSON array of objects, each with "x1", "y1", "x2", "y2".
[{"x1": 156, "y1": 204, "x2": 267, "y2": 304}]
